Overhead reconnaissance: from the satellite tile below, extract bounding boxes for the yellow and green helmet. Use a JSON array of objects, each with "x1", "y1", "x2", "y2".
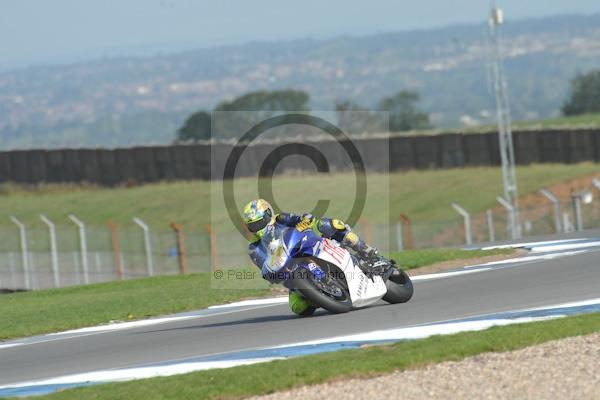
[{"x1": 242, "y1": 199, "x2": 275, "y2": 240}]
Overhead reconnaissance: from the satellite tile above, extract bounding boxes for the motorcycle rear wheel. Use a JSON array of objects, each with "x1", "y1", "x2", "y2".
[{"x1": 293, "y1": 267, "x2": 353, "y2": 314}]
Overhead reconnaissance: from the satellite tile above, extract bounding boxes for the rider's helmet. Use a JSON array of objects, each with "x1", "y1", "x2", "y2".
[{"x1": 242, "y1": 199, "x2": 275, "y2": 240}]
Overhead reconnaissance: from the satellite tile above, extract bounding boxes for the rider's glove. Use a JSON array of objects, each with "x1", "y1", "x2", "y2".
[{"x1": 296, "y1": 213, "x2": 314, "y2": 232}]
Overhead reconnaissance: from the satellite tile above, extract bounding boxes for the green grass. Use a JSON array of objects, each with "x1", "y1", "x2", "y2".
[
  {"x1": 512, "y1": 112, "x2": 600, "y2": 129},
  {"x1": 0, "y1": 163, "x2": 597, "y2": 232},
  {"x1": 42, "y1": 311, "x2": 600, "y2": 400},
  {"x1": 390, "y1": 248, "x2": 514, "y2": 270},
  {"x1": 0, "y1": 273, "x2": 269, "y2": 341},
  {"x1": 395, "y1": 113, "x2": 600, "y2": 135},
  {"x1": 0, "y1": 248, "x2": 512, "y2": 341}
]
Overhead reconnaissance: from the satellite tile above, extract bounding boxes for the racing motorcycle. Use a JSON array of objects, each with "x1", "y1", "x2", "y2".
[{"x1": 261, "y1": 223, "x2": 413, "y2": 313}]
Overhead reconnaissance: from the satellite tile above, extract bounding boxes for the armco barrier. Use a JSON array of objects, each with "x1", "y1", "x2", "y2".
[{"x1": 0, "y1": 129, "x2": 600, "y2": 185}]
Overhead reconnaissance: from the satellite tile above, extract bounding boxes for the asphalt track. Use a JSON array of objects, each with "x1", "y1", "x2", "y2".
[{"x1": 2, "y1": 232, "x2": 600, "y2": 391}]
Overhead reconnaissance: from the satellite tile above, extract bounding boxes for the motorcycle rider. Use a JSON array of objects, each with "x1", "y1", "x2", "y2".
[{"x1": 242, "y1": 198, "x2": 380, "y2": 316}]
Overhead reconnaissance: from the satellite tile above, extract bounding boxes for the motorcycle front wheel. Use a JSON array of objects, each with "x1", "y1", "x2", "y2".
[
  {"x1": 293, "y1": 266, "x2": 353, "y2": 314},
  {"x1": 382, "y1": 268, "x2": 414, "y2": 304}
]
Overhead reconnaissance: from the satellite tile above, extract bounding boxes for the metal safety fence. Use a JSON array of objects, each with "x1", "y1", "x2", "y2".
[
  {"x1": 1, "y1": 188, "x2": 599, "y2": 292},
  {"x1": 0, "y1": 220, "x2": 210, "y2": 292}
]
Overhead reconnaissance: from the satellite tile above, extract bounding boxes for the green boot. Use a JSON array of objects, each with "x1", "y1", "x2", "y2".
[{"x1": 288, "y1": 291, "x2": 317, "y2": 316}]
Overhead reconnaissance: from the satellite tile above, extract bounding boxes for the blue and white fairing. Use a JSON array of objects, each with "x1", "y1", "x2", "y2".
[
  {"x1": 258, "y1": 223, "x2": 388, "y2": 308},
  {"x1": 257, "y1": 223, "x2": 321, "y2": 284}
]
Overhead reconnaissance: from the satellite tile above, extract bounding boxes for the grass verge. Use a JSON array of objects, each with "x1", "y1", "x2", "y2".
[
  {"x1": 390, "y1": 248, "x2": 514, "y2": 270},
  {"x1": 512, "y1": 112, "x2": 600, "y2": 129},
  {"x1": 42, "y1": 311, "x2": 600, "y2": 400},
  {"x1": 0, "y1": 248, "x2": 513, "y2": 341},
  {"x1": 441, "y1": 113, "x2": 600, "y2": 133},
  {"x1": 0, "y1": 164, "x2": 597, "y2": 231},
  {"x1": 0, "y1": 274, "x2": 269, "y2": 341}
]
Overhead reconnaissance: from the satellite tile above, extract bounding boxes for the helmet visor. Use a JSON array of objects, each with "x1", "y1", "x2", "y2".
[{"x1": 247, "y1": 209, "x2": 272, "y2": 233}]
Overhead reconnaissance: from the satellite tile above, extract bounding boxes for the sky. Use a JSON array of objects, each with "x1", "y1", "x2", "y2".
[{"x1": 1, "y1": 0, "x2": 599, "y2": 71}]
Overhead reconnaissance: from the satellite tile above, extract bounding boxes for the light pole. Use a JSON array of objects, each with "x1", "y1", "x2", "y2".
[
  {"x1": 497, "y1": 196, "x2": 518, "y2": 240},
  {"x1": 489, "y1": 3, "x2": 520, "y2": 237}
]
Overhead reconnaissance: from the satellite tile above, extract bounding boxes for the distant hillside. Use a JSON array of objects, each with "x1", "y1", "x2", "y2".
[{"x1": 1, "y1": 13, "x2": 599, "y2": 149}]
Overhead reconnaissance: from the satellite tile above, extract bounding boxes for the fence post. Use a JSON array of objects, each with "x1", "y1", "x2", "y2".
[
  {"x1": 571, "y1": 189, "x2": 593, "y2": 232},
  {"x1": 359, "y1": 218, "x2": 374, "y2": 245},
  {"x1": 540, "y1": 188, "x2": 562, "y2": 234},
  {"x1": 94, "y1": 252, "x2": 102, "y2": 277},
  {"x1": 592, "y1": 178, "x2": 600, "y2": 192},
  {"x1": 40, "y1": 215, "x2": 60, "y2": 288},
  {"x1": 399, "y1": 214, "x2": 414, "y2": 249},
  {"x1": 571, "y1": 193, "x2": 583, "y2": 232},
  {"x1": 395, "y1": 222, "x2": 404, "y2": 251},
  {"x1": 72, "y1": 251, "x2": 81, "y2": 284},
  {"x1": 562, "y1": 212, "x2": 573, "y2": 233},
  {"x1": 133, "y1": 217, "x2": 154, "y2": 277},
  {"x1": 486, "y1": 209, "x2": 495, "y2": 242},
  {"x1": 451, "y1": 203, "x2": 472, "y2": 245},
  {"x1": 171, "y1": 223, "x2": 189, "y2": 274},
  {"x1": 497, "y1": 196, "x2": 518, "y2": 239},
  {"x1": 204, "y1": 224, "x2": 220, "y2": 272},
  {"x1": 108, "y1": 220, "x2": 123, "y2": 280},
  {"x1": 10, "y1": 216, "x2": 31, "y2": 290},
  {"x1": 28, "y1": 252, "x2": 36, "y2": 290},
  {"x1": 69, "y1": 214, "x2": 90, "y2": 284},
  {"x1": 9, "y1": 252, "x2": 17, "y2": 290}
]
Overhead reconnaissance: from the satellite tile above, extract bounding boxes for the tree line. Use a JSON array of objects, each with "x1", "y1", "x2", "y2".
[
  {"x1": 176, "y1": 89, "x2": 430, "y2": 141},
  {"x1": 562, "y1": 70, "x2": 600, "y2": 116},
  {"x1": 177, "y1": 68, "x2": 600, "y2": 142}
]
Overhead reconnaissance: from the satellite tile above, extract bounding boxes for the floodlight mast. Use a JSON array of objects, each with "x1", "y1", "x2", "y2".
[{"x1": 488, "y1": 3, "x2": 520, "y2": 237}]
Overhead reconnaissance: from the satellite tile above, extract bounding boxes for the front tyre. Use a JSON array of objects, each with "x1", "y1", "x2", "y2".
[
  {"x1": 382, "y1": 269, "x2": 413, "y2": 304},
  {"x1": 293, "y1": 268, "x2": 353, "y2": 314}
]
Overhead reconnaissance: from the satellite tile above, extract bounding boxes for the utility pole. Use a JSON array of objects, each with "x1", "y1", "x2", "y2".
[{"x1": 488, "y1": 3, "x2": 520, "y2": 238}]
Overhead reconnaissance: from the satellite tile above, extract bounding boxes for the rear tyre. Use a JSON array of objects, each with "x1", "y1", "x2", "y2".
[
  {"x1": 382, "y1": 269, "x2": 413, "y2": 304},
  {"x1": 293, "y1": 268, "x2": 353, "y2": 314}
]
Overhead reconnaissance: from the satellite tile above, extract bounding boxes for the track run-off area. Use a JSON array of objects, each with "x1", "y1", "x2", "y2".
[{"x1": 2, "y1": 231, "x2": 600, "y2": 397}]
